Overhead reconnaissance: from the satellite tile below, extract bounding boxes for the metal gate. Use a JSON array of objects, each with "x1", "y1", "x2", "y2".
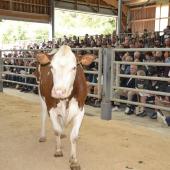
[
  {"x1": 101, "y1": 48, "x2": 170, "y2": 120},
  {"x1": 0, "y1": 47, "x2": 103, "y2": 99}
]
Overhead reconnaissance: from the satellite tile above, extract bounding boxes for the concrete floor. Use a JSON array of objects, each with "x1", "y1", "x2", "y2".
[{"x1": 3, "y1": 88, "x2": 170, "y2": 137}]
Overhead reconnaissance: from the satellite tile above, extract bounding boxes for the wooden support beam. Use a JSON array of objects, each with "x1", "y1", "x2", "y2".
[
  {"x1": 102, "y1": 0, "x2": 128, "y2": 15},
  {"x1": 0, "y1": 9, "x2": 50, "y2": 23}
]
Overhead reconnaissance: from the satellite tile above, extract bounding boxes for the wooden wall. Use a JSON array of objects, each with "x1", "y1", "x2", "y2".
[
  {"x1": 129, "y1": 3, "x2": 170, "y2": 33},
  {"x1": 169, "y1": 4, "x2": 170, "y2": 25},
  {"x1": 130, "y1": 5, "x2": 156, "y2": 32},
  {"x1": 0, "y1": 0, "x2": 50, "y2": 23}
]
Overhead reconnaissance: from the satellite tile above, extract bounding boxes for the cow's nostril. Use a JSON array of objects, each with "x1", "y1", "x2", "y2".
[
  {"x1": 62, "y1": 89, "x2": 66, "y2": 94},
  {"x1": 56, "y1": 90, "x2": 62, "y2": 94},
  {"x1": 52, "y1": 88, "x2": 66, "y2": 98}
]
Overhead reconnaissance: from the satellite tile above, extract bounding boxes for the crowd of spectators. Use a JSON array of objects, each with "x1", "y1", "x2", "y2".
[{"x1": 2, "y1": 25, "x2": 170, "y2": 126}]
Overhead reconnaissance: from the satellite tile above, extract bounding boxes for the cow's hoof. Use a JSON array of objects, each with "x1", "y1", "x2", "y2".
[
  {"x1": 70, "y1": 163, "x2": 81, "y2": 170},
  {"x1": 54, "y1": 151, "x2": 63, "y2": 157},
  {"x1": 39, "y1": 137, "x2": 46, "y2": 142}
]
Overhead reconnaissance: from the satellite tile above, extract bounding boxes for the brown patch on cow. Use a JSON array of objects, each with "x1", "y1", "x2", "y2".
[
  {"x1": 36, "y1": 53, "x2": 50, "y2": 65},
  {"x1": 38, "y1": 64, "x2": 59, "y2": 112},
  {"x1": 33, "y1": 64, "x2": 40, "y2": 82},
  {"x1": 34, "y1": 52, "x2": 60, "y2": 112},
  {"x1": 68, "y1": 64, "x2": 87, "y2": 110}
]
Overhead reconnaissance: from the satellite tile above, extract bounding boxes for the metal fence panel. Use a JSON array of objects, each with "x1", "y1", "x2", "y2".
[
  {"x1": 110, "y1": 48, "x2": 170, "y2": 115},
  {"x1": 0, "y1": 48, "x2": 103, "y2": 99}
]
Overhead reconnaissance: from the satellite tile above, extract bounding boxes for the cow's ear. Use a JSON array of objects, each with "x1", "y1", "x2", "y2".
[
  {"x1": 47, "y1": 49, "x2": 58, "y2": 56},
  {"x1": 36, "y1": 53, "x2": 50, "y2": 65},
  {"x1": 80, "y1": 54, "x2": 97, "y2": 66}
]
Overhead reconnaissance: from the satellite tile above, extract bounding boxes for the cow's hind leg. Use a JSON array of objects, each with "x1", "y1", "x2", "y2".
[
  {"x1": 69, "y1": 108, "x2": 84, "y2": 170},
  {"x1": 39, "y1": 95, "x2": 47, "y2": 142},
  {"x1": 49, "y1": 108, "x2": 64, "y2": 157}
]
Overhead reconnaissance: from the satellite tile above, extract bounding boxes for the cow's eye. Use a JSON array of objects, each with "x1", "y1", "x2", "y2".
[{"x1": 72, "y1": 66, "x2": 76, "y2": 70}]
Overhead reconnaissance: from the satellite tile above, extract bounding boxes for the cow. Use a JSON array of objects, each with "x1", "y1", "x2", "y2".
[{"x1": 35, "y1": 45, "x2": 96, "y2": 170}]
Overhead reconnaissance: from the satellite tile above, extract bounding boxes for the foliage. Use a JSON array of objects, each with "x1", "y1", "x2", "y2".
[
  {"x1": 35, "y1": 28, "x2": 48, "y2": 41},
  {"x1": 0, "y1": 10, "x2": 116, "y2": 45},
  {"x1": 55, "y1": 10, "x2": 116, "y2": 36},
  {"x1": 1, "y1": 24, "x2": 27, "y2": 44}
]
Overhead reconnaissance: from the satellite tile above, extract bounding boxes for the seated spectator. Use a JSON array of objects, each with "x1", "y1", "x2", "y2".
[
  {"x1": 113, "y1": 65, "x2": 138, "y2": 114},
  {"x1": 132, "y1": 70, "x2": 149, "y2": 117},
  {"x1": 120, "y1": 53, "x2": 133, "y2": 75},
  {"x1": 164, "y1": 36, "x2": 170, "y2": 48},
  {"x1": 152, "y1": 81, "x2": 170, "y2": 125}
]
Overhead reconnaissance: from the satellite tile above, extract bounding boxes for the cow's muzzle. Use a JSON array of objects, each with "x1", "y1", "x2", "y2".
[{"x1": 51, "y1": 87, "x2": 66, "y2": 99}]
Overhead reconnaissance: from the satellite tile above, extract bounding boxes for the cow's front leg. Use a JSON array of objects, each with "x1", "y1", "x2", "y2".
[
  {"x1": 69, "y1": 108, "x2": 84, "y2": 170},
  {"x1": 39, "y1": 95, "x2": 47, "y2": 142},
  {"x1": 54, "y1": 134, "x2": 63, "y2": 157},
  {"x1": 49, "y1": 108, "x2": 63, "y2": 157}
]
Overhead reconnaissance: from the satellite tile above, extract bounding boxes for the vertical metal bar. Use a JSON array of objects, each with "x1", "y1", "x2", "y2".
[
  {"x1": 101, "y1": 48, "x2": 112, "y2": 120},
  {"x1": 127, "y1": 7, "x2": 131, "y2": 30},
  {"x1": 97, "y1": 48, "x2": 102, "y2": 99},
  {"x1": 116, "y1": 63, "x2": 120, "y2": 87},
  {"x1": 97, "y1": 0, "x2": 100, "y2": 13},
  {"x1": 159, "y1": 2, "x2": 162, "y2": 32},
  {"x1": 110, "y1": 49, "x2": 114, "y2": 100},
  {"x1": 49, "y1": 0, "x2": 55, "y2": 42},
  {"x1": 117, "y1": 0, "x2": 122, "y2": 39},
  {"x1": 0, "y1": 51, "x2": 3, "y2": 92},
  {"x1": 116, "y1": 17, "x2": 118, "y2": 34},
  {"x1": 10, "y1": 0, "x2": 13, "y2": 10},
  {"x1": 75, "y1": 0, "x2": 78, "y2": 10},
  {"x1": 114, "y1": 62, "x2": 120, "y2": 101},
  {"x1": 24, "y1": 58, "x2": 27, "y2": 85}
]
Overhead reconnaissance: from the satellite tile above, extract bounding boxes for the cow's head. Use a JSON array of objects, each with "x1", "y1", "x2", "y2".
[
  {"x1": 36, "y1": 45, "x2": 96, "y2": 99},
  {"x1": 50, "y1": 45, "x2": 77, "y2": 99}
]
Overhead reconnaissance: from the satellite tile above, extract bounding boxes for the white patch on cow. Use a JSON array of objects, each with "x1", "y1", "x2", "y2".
[
  {"x1": 47, "y1": 71, "x2": 50, "y2": 76},
  {"x1": 70, "y1": 105, "x2": 84, "y2": 162},
  {"x1": 39, "y1": 89, "x2": 48, "y2": 140},
  {"x1": 50, "y1": 45, "x2": 77, "y2": 99},
  {"x1": 49, "y1": 98, "x2": 82, "y2": 131},
  {"x1": 36, "y1": 65, "x2": 41, "y2": 84},
  {"x1": 66, "y1": 98, "x2": 80, "y2": 125},
  {"x1": 48, "y1": 97, "x2": 84, "y2": 165},
  {"x1": 38, "y1": 65, "x2": 41, "y2": 72},
  {"x1": 49, "y1": 107, "x2": 63, "y2": 135},
  {"x1": 52, "y1": 100, "x2": 66, "y2": 128}
]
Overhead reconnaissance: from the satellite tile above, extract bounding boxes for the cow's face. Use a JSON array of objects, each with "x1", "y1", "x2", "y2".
[{"x1": 50, "y1": 45, "x2": 77, "y2": 99}]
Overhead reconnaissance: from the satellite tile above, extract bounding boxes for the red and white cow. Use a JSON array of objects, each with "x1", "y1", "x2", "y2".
[{"x1": 35, "y1": 45, "x2": 96, "y2": 170}]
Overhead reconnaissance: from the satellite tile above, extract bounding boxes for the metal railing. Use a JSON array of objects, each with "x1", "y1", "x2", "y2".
[
  {"x1": 1, "y1": 47, "x2": 170, "y2": 120},
  {"x1": 111, "y1": 48, "x2": 170, "y2": 117},
  {"x1": 72, "y1": 47, "x2": 103, "y2": 99},
  {"x1": 101, "y1": 47, "x2": 170, "y2": 120},
  {"x1": 0, "y1": 47, "x2": 103, "y2": 99}
]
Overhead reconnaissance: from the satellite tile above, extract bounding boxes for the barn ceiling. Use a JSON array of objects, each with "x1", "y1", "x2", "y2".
[
  {"x1": 103, "y1": 0, "x2": 157, "y2": 7},
  {"x1": 123, "y1": 0, "x2": 157, "y2": 6}
]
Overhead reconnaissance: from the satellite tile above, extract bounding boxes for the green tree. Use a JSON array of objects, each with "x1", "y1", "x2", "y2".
[
  {"x1": 35, "y1": 28, "x2": 48, "y2": 41},
  {"x1": 2, "y1": 24, "x2": 27, "y2": 44},
  {"x1": 55, "y1": 10, "x2": 116, "y2": 36}
]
